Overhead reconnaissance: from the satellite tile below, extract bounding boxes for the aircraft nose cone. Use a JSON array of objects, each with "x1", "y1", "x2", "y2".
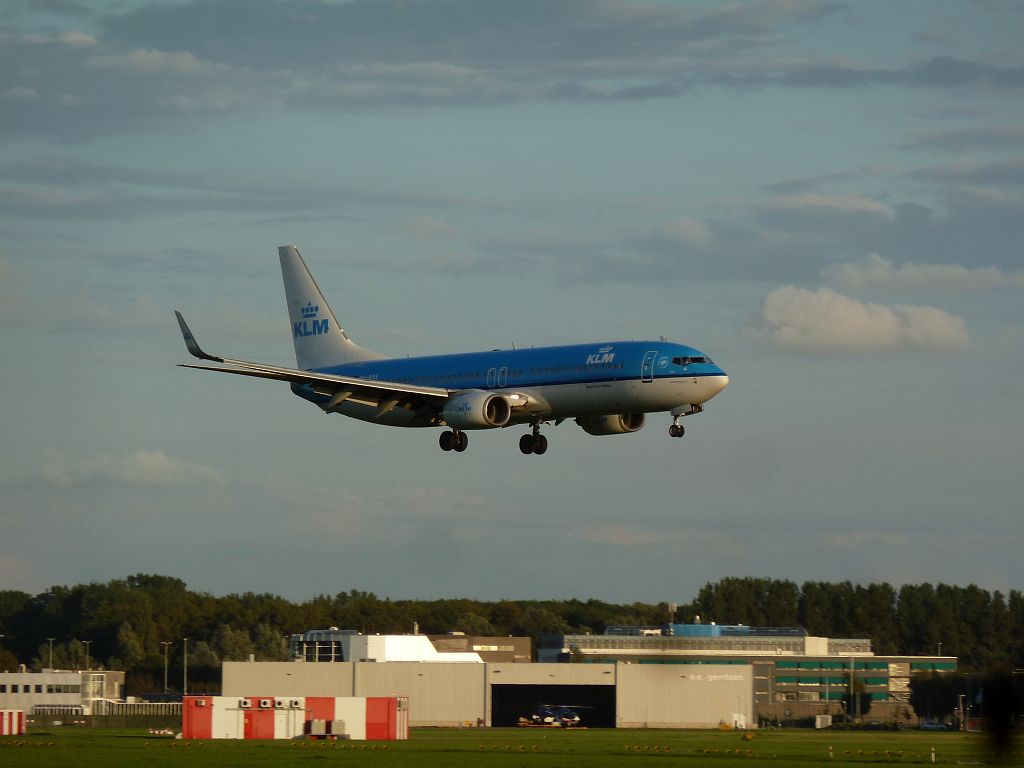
[{"x1": 704, "y1": 373, "x2": 729, "y2": 402}]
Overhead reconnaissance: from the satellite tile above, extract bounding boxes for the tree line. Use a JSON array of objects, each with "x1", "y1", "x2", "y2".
[{"x1": 1, "y1": 575, "x2": 1021, "y2": 695}]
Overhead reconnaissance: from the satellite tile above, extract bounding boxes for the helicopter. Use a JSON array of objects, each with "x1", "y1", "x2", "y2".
[{"x1": 518, "y1": 703, "x2": 593, "y2": 728}]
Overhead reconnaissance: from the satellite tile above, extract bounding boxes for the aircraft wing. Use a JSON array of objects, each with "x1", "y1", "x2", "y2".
[{"x1": 174, "y1": 311, "x2": 451, "y2": 414}]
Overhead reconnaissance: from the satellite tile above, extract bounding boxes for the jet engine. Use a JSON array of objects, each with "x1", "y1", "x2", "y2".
[
  {"x1": 442, "y1": 390, "x2": 513, "y2": 430},
  {"x1": 575, "y1": 413, "x2": 646, "y2": 436}
]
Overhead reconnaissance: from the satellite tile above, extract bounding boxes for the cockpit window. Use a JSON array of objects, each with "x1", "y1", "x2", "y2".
[{"x1": 673, "y1": 356, "x2": 712, "y2": 366}]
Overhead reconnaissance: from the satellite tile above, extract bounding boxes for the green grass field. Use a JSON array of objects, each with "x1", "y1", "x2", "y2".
[{"x1": 1, "y1": 727, "x2": 1015, "y2": 768}]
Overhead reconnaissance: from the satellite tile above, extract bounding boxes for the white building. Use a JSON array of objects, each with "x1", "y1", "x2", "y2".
[{"x1": 0, "y1": 669, "x2": 125, "y2": 716}]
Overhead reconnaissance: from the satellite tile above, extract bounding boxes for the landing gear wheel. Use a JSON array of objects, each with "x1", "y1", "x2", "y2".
[
  {"x1": 519, "y1": 434, "x2": 535, "y2": 454},
  {"x1": 439, "y1": 431, "x2": 454, "y2": 451},
  {"x1": 454, "y1": 431, "x2": 469, "y2": 452},
  {"x1": 669, "y1": 424, "x2": 685, "y2": 438},
  {"x1": 534, "y1": 435, "x2": 548, "y2": 455}
]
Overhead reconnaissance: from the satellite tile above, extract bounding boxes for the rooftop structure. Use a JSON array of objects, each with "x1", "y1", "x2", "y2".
[
  {"x1": 540, "y1": 623, "x2": 870, "y2": 661},
  {"x1": 290, "y1": 629, "x2": 482, "y2": 663}
]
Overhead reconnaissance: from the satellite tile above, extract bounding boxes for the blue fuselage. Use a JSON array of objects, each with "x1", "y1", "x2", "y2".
[
  {"x1": 292, "y1": 340, "x2": 728, "y2": 426},
  {"x1": 323, "y1": 340, "x2": 722, "y2": 390}
]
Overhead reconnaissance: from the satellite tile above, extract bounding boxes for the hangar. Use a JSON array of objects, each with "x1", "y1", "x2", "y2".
[{"x1": 221, "y1": 660, "x2": 752, "y2": 729}]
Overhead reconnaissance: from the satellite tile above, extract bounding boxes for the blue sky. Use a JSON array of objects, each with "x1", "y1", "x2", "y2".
[{"x1": 2, "y1": 0, "x2": 1022, "y2": 604}]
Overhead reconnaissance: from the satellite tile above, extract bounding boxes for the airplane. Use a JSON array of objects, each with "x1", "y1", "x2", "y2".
[{"x1": 175, "y1": 245, "x2": 729, "y2": 455}]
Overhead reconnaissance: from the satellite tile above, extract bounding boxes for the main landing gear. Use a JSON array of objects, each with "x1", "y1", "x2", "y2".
[
  {"x1": 439, "y1": 430, "x2": 468, "y2": 452},
  {"x1": 519, "y1": 423, "x2": 548, "y2": 455}
]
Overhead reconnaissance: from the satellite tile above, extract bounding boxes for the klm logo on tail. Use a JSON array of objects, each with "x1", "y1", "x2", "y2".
[{"x1": 293, "y1": 301, "x2": 329, "y2": 338}]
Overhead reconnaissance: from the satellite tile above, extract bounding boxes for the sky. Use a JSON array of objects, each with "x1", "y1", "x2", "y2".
[{"x1": 1, "y1": 0, "x2": 1022, "y2": 606}]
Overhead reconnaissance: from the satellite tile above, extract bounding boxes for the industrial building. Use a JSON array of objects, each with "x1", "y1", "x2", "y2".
[
  {"x1": 223, "y1": 659, "x2": 751, "y2": 729},
  {"x1": 539, "y1": 623, "x2": 956, "y2": 725},
  {"x1": 229, "y1": 623, "x2": 956, "y2": 729},
  {"x1": 0, "y1": 668, "x2": 125, "y2": 716},
  {"x1": 229, "y1": 627, "x2": 754, "y2": 731}
]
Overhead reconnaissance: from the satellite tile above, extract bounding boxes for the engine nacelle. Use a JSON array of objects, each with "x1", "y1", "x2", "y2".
[
  {"x1": 442, "y1": 390, "x2": 512, "y2": 430},
  {"x1": 575, "y1": 413, "x2": 646, "y2": 436}
]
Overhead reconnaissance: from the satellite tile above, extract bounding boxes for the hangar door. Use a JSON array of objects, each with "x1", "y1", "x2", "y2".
[{"x1": 490, "y1": 684, "x2": 616, "y2": 728}]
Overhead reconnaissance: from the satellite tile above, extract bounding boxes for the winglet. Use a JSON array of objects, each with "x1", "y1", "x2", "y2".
[{"x1": 174, "y1": 311, "x2": 222, "y2": 362}]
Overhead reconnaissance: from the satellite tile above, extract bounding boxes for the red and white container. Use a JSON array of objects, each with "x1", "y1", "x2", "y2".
[
  {"x1": 1, "y1": 710, "x2": 26, "y2": 736},
  {"x1": 182, "y1": 695, "x2": 408, "y2": 740}
]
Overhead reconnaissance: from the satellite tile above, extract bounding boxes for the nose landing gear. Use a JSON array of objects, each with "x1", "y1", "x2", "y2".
[{"x1": 669, "y1": 404, "x2": 703, "y2": 439}]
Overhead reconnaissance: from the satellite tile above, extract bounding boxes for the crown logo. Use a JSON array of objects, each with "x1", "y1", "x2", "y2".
[{"x1": 301, "y1": 302, "x2": 319, "y2": 319}]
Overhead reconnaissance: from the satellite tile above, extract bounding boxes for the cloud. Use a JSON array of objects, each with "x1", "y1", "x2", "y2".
[
  {"x1": 400, "y1": 216, "x2": 463, "y2": 240},
  {"x1": 0, "y1": 553, "x2": 34, "y2": 589},
  {"x1": 3, "y1": 86, "x2": 40, "y2": 102},
  {"x1": 762, "y1": 194, "x2": 895, "y2": 219},
  {"x1": 779, "y1": 55, "x2": 1024, "y2": 89},
  {"x1": 70, "y1": 450, "x2": 223, "y2": 487},
  {"x1": 661, "y1": 217, "x2": 712, "y2": 247},
  {"x1": 754, "y1": 286, "x2": 968, "y2": 352},
  {"x1": 86, "y1": 48, "x2": 224, "y2": 76},
  {"x1": 4, "y1": 449, "x2": 224, "y2": 488},
  {"x1": 0, "y1": 281, "x2": 166, "y2": 333},
  {"x1": 823, "y1": 254, "x2": 1024, "y2": 292},
  {"x1": 820, "y1": 531, "x2": 906, "y2": 552},
  {"x1": 903, "y1": 124, "x2": 1024, "y2": 153},
  {"x1": 909, "y1": 158, "x2": 1024, "y2": 188},
  {"x1": 100, "y1": 0, "x2": 838, "y2": 73},
  {"x1": 0, "y1": 30, "x2": 96, "y2": 47},
  {"x1": 0, "y1": 152, "x2": 455, "y2": 221},
  {"x1": 1, "y1": 1, "x2": 1020, "y2": 145},
  {"x1": 57, "y1": 31, "x2": 97, "y2": 48},
  {"x1": 580, "y1": 523, "x2": 746, "y2": 558},
  {"x1": 764, "y1": 167, "x2": 882, "y2": 194}
]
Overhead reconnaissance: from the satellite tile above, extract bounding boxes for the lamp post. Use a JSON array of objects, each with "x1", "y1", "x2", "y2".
[
  {"x1": 47, "y1": 638, "x2": 54, "y2": 669},
  {"x1": 83, "y1": 640, "x2": 92, "y2": 671},
  {"x1": 182, "y1": 638, "x2": 188, "y2": 695},
  {"x1": 160, "y1": 642, "x2": 172, "y2": 694}
]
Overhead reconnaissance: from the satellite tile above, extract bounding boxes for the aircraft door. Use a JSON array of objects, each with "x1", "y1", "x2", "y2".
[
  {"x1": 498, "y1": 367, "x2": 509, "y2": 387},
  {"x1": 487, "y1": 368, "x2": 497, "y2": 388},
  {"x1": 641, "y1": 350, "x2": 657, "y2": 383}
]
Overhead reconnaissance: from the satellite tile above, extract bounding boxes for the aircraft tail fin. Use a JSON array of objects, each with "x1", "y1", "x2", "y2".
[{"x1": 278, "y1": 245, "x2": 384, "y2": 369}]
